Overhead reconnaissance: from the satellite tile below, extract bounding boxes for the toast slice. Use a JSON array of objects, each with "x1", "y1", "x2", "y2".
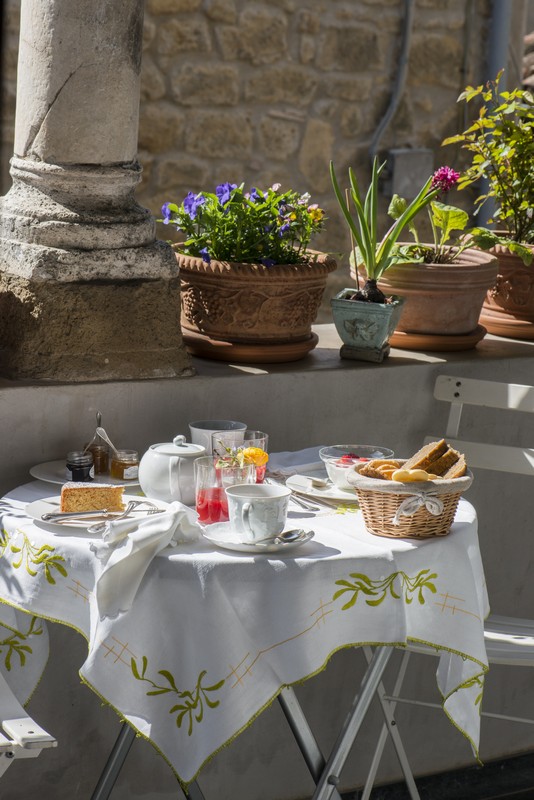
[
  {"x1": 440, "y1": 454, "x2": 467, "y2": 479},
  {"x1": 402, "y1": 439, "x2": 448, "y2": 472},
  {"x1": 426, "y1": 447, "x2": 461, "y2": 476}
]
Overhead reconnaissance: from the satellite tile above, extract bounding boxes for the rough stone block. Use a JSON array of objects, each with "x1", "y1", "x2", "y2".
[
  {"x1": 205, "y1": 0, "x2": 237, "y2": 23},
  {"x1": 185, "y1": 111, "x2": 253, "y2": 158},
  {"x1": 245, "y1": 65, "x2": 317, "y2": 106},
  {"x1": 138, "y1": 102, "x2": 184, "y2": 152},
  {"x1": 298, "y1": 119, "x2": 334, "y2": 193},
  {"x1": 140, "y1": 57, "x2": 167, "y2": 101},
  {"x1": 148, "y1": 0, "x2": 202, "y2": 13},
  {"x1": 170, "y1": 64, "x2": 239, "y2": 106},
  {"x1": 157, "y1": 18, "x2": 211, "y2": 55},
  {"x1": 217, "y1": 7, "x2": 288, "y2": 65},
  {"x1": 318, "y1": 26, "x2": 382, "y2": 72},
  {"x1": 323, "y1": 75, "x2": 374, "y2": 102},
  {"x1": 408, "y1": 34, "x2": 465, "y2": 88},
  {"x1": 152, "y1": 157, "x2": 209, "y2": 192},
  {"x1": 258, "y1": 117, "x2": 301, "y2": 160}
]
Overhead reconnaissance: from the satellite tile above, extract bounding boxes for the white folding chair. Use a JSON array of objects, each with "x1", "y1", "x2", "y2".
[
  {"x1": 362, "y1": 375, "x2": 534, "y2": 799},
  {"x1": 0, "y1": 668, "x2": 56, "y2": 778}
]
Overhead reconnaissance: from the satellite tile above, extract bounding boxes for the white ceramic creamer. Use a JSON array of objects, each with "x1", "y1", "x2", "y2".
[{"x1": 138, "y1": 435, "x2": 206, "y2": 505}]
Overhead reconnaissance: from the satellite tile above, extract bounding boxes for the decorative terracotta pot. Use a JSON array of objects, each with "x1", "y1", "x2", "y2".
[
  {"x1": 479, "y1": 243, "x2": 534, "y2": 340},
  {"x1": 354, "y1": 247, "x2": 498, "y2": 351},
  {"x1": 175, "y1": 250, "x2": 337, "y2": 363}
]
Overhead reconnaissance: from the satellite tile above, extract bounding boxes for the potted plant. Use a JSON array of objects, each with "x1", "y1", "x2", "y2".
[
  {"x1": 159, "y1": 183, "x2": 336, "y2": 363},
  {"x1": 374, "y1": 167, "x2": 499, "y2": 351},
  {"x1": 443, "y1": 71, "x2": 534, "y2": 339},
  {"x1": 329, "y1": 158, "x2": 440, "y2": 362}
]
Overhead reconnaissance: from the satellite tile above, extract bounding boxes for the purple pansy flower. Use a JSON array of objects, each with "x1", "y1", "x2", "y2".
[
  {"x1": 249, "y1": 187, "x2": 261, "y2": 203},
  {"x1": 216, "y1": 182, "x2": 237, "y2": 205},
  {"x1": 431, "y1": 167, "x2": 460, "y2": 193},
  {"x1": 279, "y1": 223, "x2": 290, "y2": 237},
  {"x1": 183, "y1": 192, "x2": 206, "y2": 220},
  {"x1": 200, "y1": 247, "x2": 211, "y2": 264},
  {"x1": 161, "y1": 202, "x2": 172, "y2": 224},
  {"x1": 261, "y1": 257, "x2": 276, "y2": 267}
]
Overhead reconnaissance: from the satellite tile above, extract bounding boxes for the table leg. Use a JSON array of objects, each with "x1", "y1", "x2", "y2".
[
  {"x1": 361, "y1": 647, "x2": 420, "y2": 800},
  {"x1": 89, "y1": 723, "x2": 206, "y2": 800},
  {"x1": 277, "y1": 688, "x2": 343, "y2": 800},
  {"x1": 311, "y1": 647, "x2": 394, "y2": 800}
]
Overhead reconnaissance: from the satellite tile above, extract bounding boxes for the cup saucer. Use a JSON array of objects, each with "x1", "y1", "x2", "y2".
[{"x1": 201, "y1": 521, "x2": 314, "y2": 554}]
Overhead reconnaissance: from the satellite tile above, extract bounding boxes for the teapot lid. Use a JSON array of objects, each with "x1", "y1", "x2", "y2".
[{"x1": 150, "y1": 435, "x2": 206, "y2": 457}]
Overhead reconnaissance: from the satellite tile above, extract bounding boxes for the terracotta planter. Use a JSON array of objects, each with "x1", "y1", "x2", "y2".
[
  {"x1": 176, "y1": 250, "x2": 337, "y2": 363},
  {"x1": 354, "y1": 247, "x2": 498, "y2": 351},
  {"x1": 479, "y1": 243, "x2": 534, "y2": 340}
]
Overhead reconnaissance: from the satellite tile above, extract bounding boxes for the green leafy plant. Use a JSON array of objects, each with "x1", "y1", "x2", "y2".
[
  {"x1": 159, "y1": 182, "x2": 325, "y2": 266},
  {"x1": 330, "y1": 158, "x2": 439, "y2": 302},
  {"x1": 388, "y1": 167, "x2": 474, "y2": 264},
  {"x1": 443, "y1": 71, "x2": 534, "y2": 263}
]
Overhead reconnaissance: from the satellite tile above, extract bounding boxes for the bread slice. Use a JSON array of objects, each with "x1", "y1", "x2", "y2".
[
  {"x1": 440, "y1": 454, "x2": 467, "y2": 479},
  {"x1": 60, "y1": 482, "x2": 125, "y2": 512},
  {"x1": 402, "y1": 439, "x2": 448, "y2": 472},
  {"x1": 426, "y1": 447, "x2": 461, "y2": 476}
]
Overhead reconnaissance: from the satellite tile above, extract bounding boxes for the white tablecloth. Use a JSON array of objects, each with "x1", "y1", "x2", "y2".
[{"x1": 0, "y1": 480, "x2": 489, "y2": 787}]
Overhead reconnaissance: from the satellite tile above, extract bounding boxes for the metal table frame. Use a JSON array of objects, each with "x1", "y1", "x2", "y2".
[{"x1": 90, "y1": 646, "x2": 419, "y2": 800}]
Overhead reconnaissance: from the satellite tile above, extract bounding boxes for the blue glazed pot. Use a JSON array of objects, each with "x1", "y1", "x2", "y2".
[{"x1": 331, "y1": 290, "x2": 406, "y2": 350}]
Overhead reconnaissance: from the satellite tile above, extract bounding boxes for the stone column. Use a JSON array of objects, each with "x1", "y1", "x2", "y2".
[{"x1": 0, "y1": 0, "x2": 193, "y2": 381}]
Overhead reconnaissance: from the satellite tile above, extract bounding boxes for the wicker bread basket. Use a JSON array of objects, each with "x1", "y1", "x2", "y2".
[{"x1": 347, "y1": 460, "x2": 473, "y2": 539}]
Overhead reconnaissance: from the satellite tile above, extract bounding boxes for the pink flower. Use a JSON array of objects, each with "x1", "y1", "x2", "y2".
[{"x1": 431, "y1": 166, "x2": 460, "y2": 193}]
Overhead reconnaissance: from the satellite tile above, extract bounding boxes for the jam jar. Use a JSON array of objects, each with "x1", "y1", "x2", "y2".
[
  {"x1": 85, "y1": 443, "x2": 109, "y2": 474},
  {"x1": 110, "y1": 450, "x2": 139, "y2": 481},
  {"x1": 66, "y1": 451, "x2": 94, "y2": 482}
]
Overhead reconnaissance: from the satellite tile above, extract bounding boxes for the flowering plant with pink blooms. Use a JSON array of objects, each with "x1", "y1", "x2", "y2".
[
  {"x1": 159, "y1": 182, "x2": 325, "y2": 266},
  {"x1": 388, "y1": 166, "x2": 477, "y2": 264}
]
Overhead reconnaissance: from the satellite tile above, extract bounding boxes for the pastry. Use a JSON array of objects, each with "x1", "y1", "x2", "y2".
[
  {"x1": 402, "y1": 439, "x2": 448, "y2": 472},
  {"x1": 60, "y1": 482, "x2": 125, "y2": 512},
  {"x1": 441, "y1": 454, "x2": 467, "y2": 479},
  {"x1": 359, "y1": 459, "x2": 400, "y2": 480}
]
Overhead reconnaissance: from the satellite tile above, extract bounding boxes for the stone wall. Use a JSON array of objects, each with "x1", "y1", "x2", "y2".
[{"x1": 1, "y1": 0, "x2": 528, "y2": 311}]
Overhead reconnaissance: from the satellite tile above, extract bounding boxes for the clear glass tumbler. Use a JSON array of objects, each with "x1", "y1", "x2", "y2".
[{"x1": 194, "y1": 456, "x2": 255, "y2": 525}]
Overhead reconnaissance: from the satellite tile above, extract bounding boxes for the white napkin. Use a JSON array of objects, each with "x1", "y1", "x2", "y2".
[
  {"x1": 267, "y1": 446, "x2": 325, "y2": 479},
  {"x1": 91, "y1": 502, "x2": 201, "y2": 620}
]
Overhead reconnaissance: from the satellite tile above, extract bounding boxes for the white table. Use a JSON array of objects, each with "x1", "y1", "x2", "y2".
[{"x1": 0, "y1": 480, "x2": 489, "y2": 798}]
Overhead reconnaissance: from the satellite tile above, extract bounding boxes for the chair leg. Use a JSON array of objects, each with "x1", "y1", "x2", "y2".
[{"x1": 361, "y1": 648, "x2": 419, "y2": 800}]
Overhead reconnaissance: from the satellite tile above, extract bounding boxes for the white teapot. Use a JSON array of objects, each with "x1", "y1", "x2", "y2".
[{"x1": 138, "y1": 435, "x2": 206, "y2": 505}]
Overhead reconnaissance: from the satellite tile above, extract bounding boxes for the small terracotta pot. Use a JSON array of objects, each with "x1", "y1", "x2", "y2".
[
  {"x1": 176, "y1": 250, "x2": 337, "y2": 362},
  {"x1": 480, "y1": 242, "x2": 534, "y2": 340},
  {"x1": 354, "y1": 247, "x2": 498, "y2": 336}
]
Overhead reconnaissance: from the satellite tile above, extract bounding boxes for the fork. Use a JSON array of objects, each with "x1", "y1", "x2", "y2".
[{"x1": 87, "y1": 503, "x2": 163, "y2": 534}]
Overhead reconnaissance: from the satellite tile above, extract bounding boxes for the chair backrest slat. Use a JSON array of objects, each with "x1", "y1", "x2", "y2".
[{"x1": 428, "y1": 376, "x2": 534, "y2": 475}]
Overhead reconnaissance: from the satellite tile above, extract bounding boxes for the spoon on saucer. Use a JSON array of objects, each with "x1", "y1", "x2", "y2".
[{"x1": 252, "y1": 529, "x2": 314, "y2": 546}]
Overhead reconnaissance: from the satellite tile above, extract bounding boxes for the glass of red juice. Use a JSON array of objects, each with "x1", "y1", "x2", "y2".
[{"x1": 194, "y1": 456, "x2": 255, "y2": 525}]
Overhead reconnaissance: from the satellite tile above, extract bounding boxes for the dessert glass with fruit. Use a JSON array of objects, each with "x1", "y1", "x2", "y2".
[{"x1": 319, "y1": 445, "x2": 395, "y2": 491}]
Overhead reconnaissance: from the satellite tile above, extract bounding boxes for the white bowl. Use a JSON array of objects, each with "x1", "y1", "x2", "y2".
[{"x1": 319, "y1": 445, "x2": 395, "y2": 490}]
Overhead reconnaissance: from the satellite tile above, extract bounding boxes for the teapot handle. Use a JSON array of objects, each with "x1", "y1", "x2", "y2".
[{"x1": 169, "y1": 457, "x2": 182, "y2": 501}]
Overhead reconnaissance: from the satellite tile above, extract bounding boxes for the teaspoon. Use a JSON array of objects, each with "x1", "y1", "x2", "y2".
[{"x1": 253, "y1": 529, "x2": 314, "y2": 546}]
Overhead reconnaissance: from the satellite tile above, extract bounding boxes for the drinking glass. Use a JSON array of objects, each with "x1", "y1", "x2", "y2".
[
  {"x1": 211, "y1": 430, "x2": 269, "y2": 483},
  {"x1": 194, "y1": 456, "x2": 255, "y2": 525}
]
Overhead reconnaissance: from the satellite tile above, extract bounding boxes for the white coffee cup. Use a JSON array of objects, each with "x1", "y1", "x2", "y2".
[
  {"x1": 226, "y1": 483, "x2": 291, "y2": 542},
  {"x1": 189, "y1": 420, "x2": 247, "y2": 454}
]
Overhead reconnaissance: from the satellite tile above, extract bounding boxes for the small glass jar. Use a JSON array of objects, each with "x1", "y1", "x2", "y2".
[
  {"x1": 84, "y1": 443, "x2": 109, "y2": 474},
  {"x1": 66, "y1": 451, "x2": 94, "y2": 482},
  {"x1": 110, "y1": 450, "x2": 139, "y2": 481}
]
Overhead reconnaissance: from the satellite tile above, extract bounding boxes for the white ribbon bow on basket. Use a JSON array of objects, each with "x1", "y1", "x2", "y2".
[{"x1": 391, "y1": 492, "x2": 444, "y2": 526}]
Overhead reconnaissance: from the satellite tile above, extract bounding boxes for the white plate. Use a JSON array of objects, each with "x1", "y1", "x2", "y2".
[
  {"x1": 286, "y1": 474, "x2": 359, "y2": 502},
  {"x1": 29, "y1": 460, "x2": 140, "y2": 488},
  {"x1": 202, "y1": 522, "x2": 315, "y2": 554},
  {"x1": 25, "y1": 494, "x2": 169, "y2": 533}
]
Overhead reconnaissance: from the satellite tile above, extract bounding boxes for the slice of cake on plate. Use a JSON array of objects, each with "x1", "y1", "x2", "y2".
[{"x1": 60, "y1": 482, "x2": 125, "y2": 512}]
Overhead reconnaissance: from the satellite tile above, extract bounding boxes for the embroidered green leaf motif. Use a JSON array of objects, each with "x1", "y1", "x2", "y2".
[
  {"x1": 10, "y1": 533, "x2": 68, "y2": 584},
  {"x1": 0, "y1": 616, "x2": 43, "y2": 671},
  {"x1": 0, "y1": 528, "x2": 9, "y2": 557},
  {"x1": 461, "y1": 674, "x2": 485, "y2": 709},
  {"x1": 131, "y1": 658, "x2": 225, "y2": 736},
  {"x1": 334, "y1": 503, "x2": 359, "y2": 515},
  {"x1": 333, "y1": 569, "x2": 437, "y2": 609}
]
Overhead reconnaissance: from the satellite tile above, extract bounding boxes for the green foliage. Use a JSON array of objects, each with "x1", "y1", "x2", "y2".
[
  {"x1": 159, "y1": 183, "x2": 325, "y2": 265},
  {"x1": 388, "y1": 196, "x2": 473, "y2": 264},
  {"x1": 330, "y1": 158, "x2": 438, "y2": 281},
  {"x1": 443, "y1": 71, "x2": 534, "y2": 248}
]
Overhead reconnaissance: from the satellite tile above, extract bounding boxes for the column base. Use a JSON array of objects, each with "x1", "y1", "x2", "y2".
[{"x1": 0, "y1": 243, "x2": 194, "y2": 382}]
